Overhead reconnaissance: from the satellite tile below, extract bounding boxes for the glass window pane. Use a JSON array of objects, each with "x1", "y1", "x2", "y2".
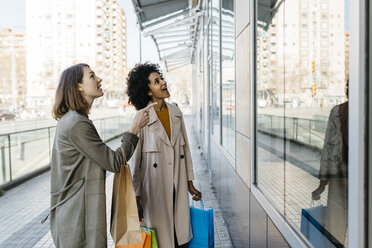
[
  {"x1": 0, "y1": 136, "x2": 11, "y2": 185},
  {"x1": 256, "y1": 0, "x2": 285, "y2": 214},
  {"x1": 10, "y1": 129, "x2": 51, "y2": 180},
  {"x1": 221, "y1": 0, "x2": 235, "y2": 156},
  {"x1": 211, "y1": 0, "x2": 221, "y2": 141},
  {"x1": 256, "y1": 0, "x2": 349, "y2": 246}
]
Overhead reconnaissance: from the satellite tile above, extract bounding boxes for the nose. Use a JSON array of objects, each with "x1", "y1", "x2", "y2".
[{"x1": 97, "y1": 76, "x2": 102, "y2": 83}]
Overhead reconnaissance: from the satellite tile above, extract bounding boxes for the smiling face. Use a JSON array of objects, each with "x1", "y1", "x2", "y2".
[
  {"x1": 78, "y1": 66, "x2": 103, "y2": 103},
  {"x1": 147, "y1": 72, "x2": 170, "y2": 101}
]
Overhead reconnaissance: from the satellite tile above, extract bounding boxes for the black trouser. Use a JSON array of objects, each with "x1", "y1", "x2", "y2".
[
  {"x1": 174, "y1": 188, "x2": 188, "y2": 248},
  {"x1": 175, "y1": 231, "x2": 188, "y2": 248}
]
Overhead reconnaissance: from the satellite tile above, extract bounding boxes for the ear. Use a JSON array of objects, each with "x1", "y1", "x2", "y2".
[
  {"x1": 147, "y1": 90, "x2": 153, "y2": 96},
  {"x1": 77, "y1": 83, "x2": 84, "y2": 93}
]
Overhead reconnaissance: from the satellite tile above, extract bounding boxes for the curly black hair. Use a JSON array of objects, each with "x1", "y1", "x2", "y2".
[{"x1": 126, "y1": 62, "x2": 164, "y2": 110}]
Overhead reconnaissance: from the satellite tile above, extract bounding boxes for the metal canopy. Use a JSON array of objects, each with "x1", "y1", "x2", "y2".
[
  {"x1": 257, "y1": 0, "x2": 283, "y2": 30},
  {"x1": 132, "y1": 0, "x2": 203, "y2": 71}
]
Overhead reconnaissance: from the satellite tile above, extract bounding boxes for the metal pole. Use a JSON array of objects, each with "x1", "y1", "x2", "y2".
[
  {"x1": 8, "y1": 135, "x2": 12, "y2": 181},
  {"x1": 48, "y1": 127, "x2": 51, "y2": 159},
  {"x1": 309, "y1": 120, "x2": 311, "y2": 146},
  {"x1": 270, "y1": 115, "x2": 273, "y2": 131},
  {"x1": 1, "y1": 143, "x2": 6, "y2": 183},
  {"x1": 295, "y1": 118, "x2": 298, "y2": 140}
]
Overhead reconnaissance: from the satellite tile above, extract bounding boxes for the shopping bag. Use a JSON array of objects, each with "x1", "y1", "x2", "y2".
[
  {"x1": 300, "y1": 205, "x2": 343, "y2": 248},
  {"x1": 116, "y1": 231, "x2": 151, "y2": 248},
  {"x1": 111, "y1": 147, "x2": 142, "y2": 247},
  {"x1": 141, "y1": 225, "x2": 158, "y2": 248},
  {"x1": 189, "y1": 200, "x2": 214, "y2": 248}
]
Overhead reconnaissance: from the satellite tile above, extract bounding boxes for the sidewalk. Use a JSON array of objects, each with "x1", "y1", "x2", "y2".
[{"x1": 0, "y1": 116, "x2": 232, "y2": 248}]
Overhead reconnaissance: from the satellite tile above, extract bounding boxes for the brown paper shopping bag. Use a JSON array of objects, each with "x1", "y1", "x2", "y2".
[{"x1": 110, "y1": 147, "x2": 142, "y2": 246}]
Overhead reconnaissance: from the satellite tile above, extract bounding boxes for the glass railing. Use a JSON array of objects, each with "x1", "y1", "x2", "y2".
[
  {"x1": 0, "y1": 114, "x2": 134, "y2": 187},
  {"x1": 257, "y1": 114, "x2": 327, "y2": 150}
]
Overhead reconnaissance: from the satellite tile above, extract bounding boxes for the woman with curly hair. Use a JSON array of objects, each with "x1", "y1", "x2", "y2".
[{"x1": 126, "y1": 62, "x2": 202, "y2": 248}]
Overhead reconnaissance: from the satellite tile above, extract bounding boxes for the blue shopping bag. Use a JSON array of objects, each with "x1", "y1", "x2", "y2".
[
  {"x1": 189, "y1": 200, "x2": 214, "y2": 248},
  {"x1": 300, "y1": 205, "x2": 343, "y2": 248}
]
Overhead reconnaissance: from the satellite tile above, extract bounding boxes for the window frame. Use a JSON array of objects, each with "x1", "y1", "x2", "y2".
[{"x1": 349, "y1": 0, "x2": 368, "y2": 247}]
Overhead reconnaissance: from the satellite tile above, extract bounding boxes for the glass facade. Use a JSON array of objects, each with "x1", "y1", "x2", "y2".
[
  {"x1": 221, "y1": 0, "x2": 235, "y2": 156},
  {"x1": 210, "y1": 0, "x2": 221, "y2": 141},
  {"x1": 256, "y1": 0, "x2": 349, "y2": 247},
  {"x1": 208, "y1": 0, "x2": 235, "y2": 156}
]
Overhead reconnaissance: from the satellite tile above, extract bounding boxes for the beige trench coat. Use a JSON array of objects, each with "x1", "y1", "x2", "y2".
[{"x1": 129, "y1": 102, "x2": 195, "y2": 248}]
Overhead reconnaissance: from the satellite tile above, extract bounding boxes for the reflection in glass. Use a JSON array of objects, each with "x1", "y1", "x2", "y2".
[
  {"x1": 211, "y1": 0, "x2": 220, "y2": 141},
  {"x1": 256, "y1": 0, "x2": 286, "y2": 215},
  {"x1": 256, "y1": 0, "x2": 349, "y2": 246},
  {"x1": 221, "y1": 0, "x2": 235, "y2": 156}
]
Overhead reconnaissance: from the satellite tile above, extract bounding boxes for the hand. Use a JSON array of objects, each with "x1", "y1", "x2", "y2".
[
  {"x1": 136, "y1": 198, "x2": 144, "y2": 221},
  {"x1": 188, "y1": 184, "x2": 202, "y2": 201},
  {"x1": 311, "y1": 180, "x2": 327, "y2": 200},
  {"x1": 129, "y1": 102, "x2": 157, "y2": 135}
]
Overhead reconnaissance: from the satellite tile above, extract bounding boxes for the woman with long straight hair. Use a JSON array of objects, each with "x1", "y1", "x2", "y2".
[{"x1": 44, "y1": 63, "x2": 156, "y2": 247}]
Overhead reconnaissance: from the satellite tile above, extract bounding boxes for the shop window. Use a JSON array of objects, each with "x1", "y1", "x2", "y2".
[
  {"x1": 210, "y1": 0, "x2": 220, "y2": 142},
  {"x1": 256, "y1": 0, "x2": 349, "y2": 247},
  {"x1": 221, "y1": 0, "x2": 235, "y2": 156}
]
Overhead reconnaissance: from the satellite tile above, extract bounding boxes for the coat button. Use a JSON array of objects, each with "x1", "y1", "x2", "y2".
[
  {"x1": 153, "y1": 163, "x2": 158, "y2": 168},
  {"x1": 180, "y1": 155, "x2": 185, "y2": 159}
]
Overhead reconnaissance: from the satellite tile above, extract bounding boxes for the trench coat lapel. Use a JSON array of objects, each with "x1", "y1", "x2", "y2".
[
  {"x1": 167, "y1": 102, "x2": 182, "y2": 147},
  {"x1": 147, "y1": 103, "x2": 172, "y2": 147}
]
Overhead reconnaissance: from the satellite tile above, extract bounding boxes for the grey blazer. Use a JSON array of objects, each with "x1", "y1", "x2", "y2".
[{"x1": 46, "y1": 111, "x2": 138, "y2": 248}]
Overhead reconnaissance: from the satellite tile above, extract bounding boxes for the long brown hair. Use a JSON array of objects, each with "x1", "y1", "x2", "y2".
[{"x1": 52, "y1": 63, "x2": 90, "y2": 120}]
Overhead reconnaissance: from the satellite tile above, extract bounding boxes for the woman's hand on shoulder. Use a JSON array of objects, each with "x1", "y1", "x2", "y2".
[{"x1": 129, "y1": 102, "x2": 157, "y2": 135}]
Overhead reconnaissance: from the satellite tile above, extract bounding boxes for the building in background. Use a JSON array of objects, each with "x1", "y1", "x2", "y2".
[
  {"x1": 0, "y1": 28, "x2": 26, "y2": 111},
  {"x1": 256, "y1": 0, "x2": 347, "y2": 112},
  {"x1": 25, "y1": 0, "x2": 127, "y2": 108}
]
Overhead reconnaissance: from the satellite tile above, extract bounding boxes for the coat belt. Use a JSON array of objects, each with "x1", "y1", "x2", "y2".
[{"x1": 41, "y1": 177, "x2": 85, "y2": 224}]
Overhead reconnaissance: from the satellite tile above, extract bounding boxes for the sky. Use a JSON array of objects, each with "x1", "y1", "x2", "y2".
[
  {"x1": 116, "y1": 0, "x2": 160, "y2": 68},
  {"x1": 0, "y1": 0, "x2": 351, "y2": 65},
  {"x1": 0, "y1": 0, "x2": 159, "y2": 69}
]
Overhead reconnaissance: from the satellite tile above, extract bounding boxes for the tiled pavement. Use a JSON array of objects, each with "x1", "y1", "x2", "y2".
[
  {"x1": 257, "y1": 132, "x2": 328, "y2": 229},
  {"x1": 0, "y1": 117, "x2": 233, "y2": 247}
]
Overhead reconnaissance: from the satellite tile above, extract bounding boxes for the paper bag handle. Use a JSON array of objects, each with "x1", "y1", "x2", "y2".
[
  {"x1": 191, "y1": 199, "x2": 204, "y2": 210},
  {"x1": 120, "y1": 147, "x2": 127, "y2": 165}
]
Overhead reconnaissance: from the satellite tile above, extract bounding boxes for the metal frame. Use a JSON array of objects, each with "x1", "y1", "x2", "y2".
[
  {"x1": 349, "y1": 0, "x2": 368, "y2": 247},
  {"x1": 132, "y1": 0, "x2": 205, "y2": 71},
  {"x1": 135, "y1": 0, "x2": 186, "y2": 13},
  {"x1": 369, "y1": 1, "x2": 372, "y2": 245}
]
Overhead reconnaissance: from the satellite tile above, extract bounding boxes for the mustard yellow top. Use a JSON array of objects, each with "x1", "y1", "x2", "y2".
[{"x1": 156, "y1": 107, "x2": 171, "y2": 140}]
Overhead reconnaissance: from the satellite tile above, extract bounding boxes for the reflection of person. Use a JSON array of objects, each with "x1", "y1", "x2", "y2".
[
  {"x1": 126, "y1": 63, "x2": 202, "y2": 248},
  {"x1": 45, "y1": 64, "x2": 155, "y2": 247},
  {"x1": 312, "y1": 80, "x2": 348, "y2": 245}
]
